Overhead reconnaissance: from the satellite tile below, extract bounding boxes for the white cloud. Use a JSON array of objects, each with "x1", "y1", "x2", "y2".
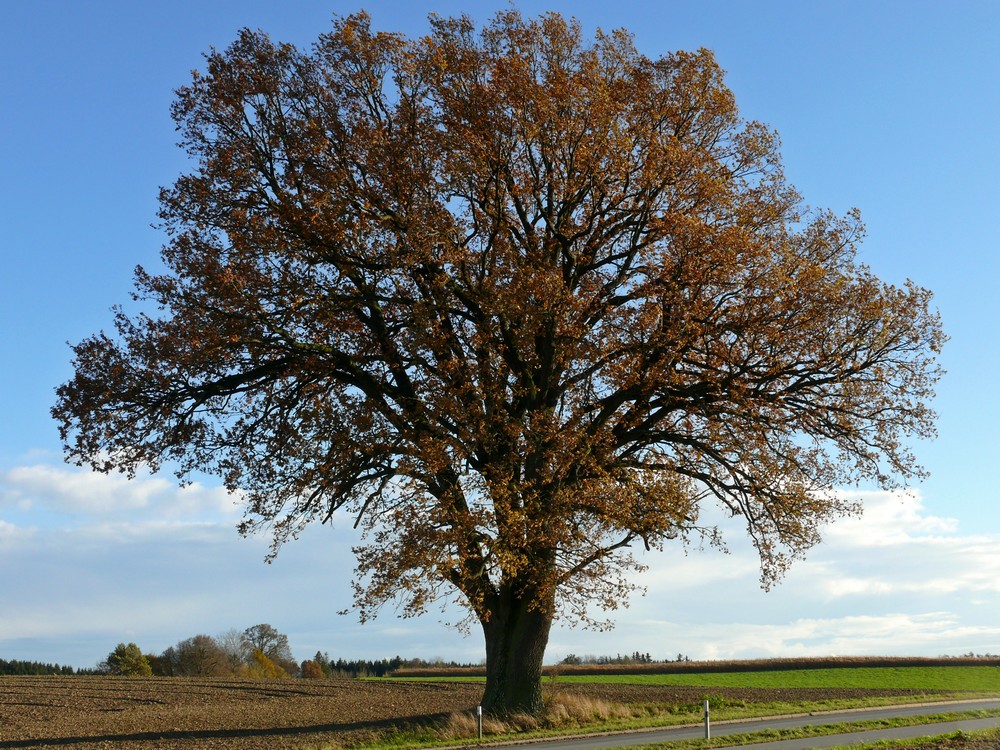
[
  {"x1": 813, "y1": 536, "x2": 1000, "y2": 599},
  {"x1": 2, "y1": 468, "x2": 999, "y2": 669},
  {"x1": 821, "y1": 489, "x2": 960, "y2": 547},
  {"x1": 655, "y1": 489, "x2": 1000, "y2": 603},
  {"x1": 779, "y1": 492, "x2": 1000, "y2": 605},
  {"x1": 688, "y1": 611, "x2": 1000, "y2": 660},
  {"x1": 548, "y1": 487, "x2": 1000, "y2": 662},
  {"x1": 0, "y1": 464, "x2": 240, "y2": 523},
  {"x1": 0, "y1": 463, "x2": 381, "y2": 666},
  {"x1": 550, "y1": 608, "x2": 1000, "y2": 663},
  {"x1": 2, "y1": 464, "x2": 170, "y2": 513}
]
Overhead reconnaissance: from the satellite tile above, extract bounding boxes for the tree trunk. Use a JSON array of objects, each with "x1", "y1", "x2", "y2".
[{"x1": 480, "y1": 591, "x2": 554, "y2": 716}]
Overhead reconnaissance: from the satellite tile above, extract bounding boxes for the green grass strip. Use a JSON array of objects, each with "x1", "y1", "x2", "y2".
[
  {"x1": 387, "y1": 665, "x2": 1000, "y2": 691},
  {"x1": 834, "y1": 725, "x2": 1000, "y2": 749},
  {"x1": 550, "y1": 666, "x2": 1000, "y2": 691}
]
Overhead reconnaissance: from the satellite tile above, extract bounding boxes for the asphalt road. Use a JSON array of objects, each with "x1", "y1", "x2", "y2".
[
  {"x1": 515, "y1": 699, "x2": 1000, "y2": 750},
  {"x1": 730, "y1": 715, "x2": 1000, "y2": 749}
]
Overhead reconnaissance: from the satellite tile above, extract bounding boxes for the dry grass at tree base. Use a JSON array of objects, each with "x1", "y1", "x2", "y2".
[{"x1": 0, "y1": 675, "x2": 949, "y2": 750}]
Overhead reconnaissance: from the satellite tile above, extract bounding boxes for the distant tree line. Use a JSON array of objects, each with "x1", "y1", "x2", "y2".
[
  {"x1": 300, "y1": 653, "x2": 481, "y2": 679},
  {"x1": 101, "y1": 624, "x2": 300, "y2": 678},
  {"x1": 559, "y1": 652, "x2": 690, "y2": 666},
  {"x1": 301, "y1": 652, "x2": 404, "y2": 678},
  {"x1": 16, "y1": 646, "x2": 1000, "y2": 681},
  {"x1": 98, "y1": 624, "x2": 479, "y2": 679},
  {"x1": 0, "y1": 658, "x2": 95, "y2": 675}
]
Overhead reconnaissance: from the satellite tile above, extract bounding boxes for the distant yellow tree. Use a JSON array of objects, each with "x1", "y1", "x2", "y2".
[
  {"x1": 242, "y1": 649, "x2": 289, "y2": 680},
  {"x1": 103, "y1": 643, "x2": 152, "y2": 677},
  {"x1": 240, "y1": 624, "x2": 297, "y2": 675}
]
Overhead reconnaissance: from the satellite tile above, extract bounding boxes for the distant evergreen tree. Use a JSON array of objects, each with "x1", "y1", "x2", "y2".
[
  {"x1": 330, "y1": 656, "x2": 404, "y2": 677},
  {"x1": 0, "y1": 658, "x2": 78, "y2": 676},
  {"x1": 320, "y1": 655, "x2": 482, "y2": 677}
]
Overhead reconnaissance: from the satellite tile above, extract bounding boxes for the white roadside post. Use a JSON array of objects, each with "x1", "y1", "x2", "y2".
[
  {"x1": 704, "y1": 699, "x2": 710, "y2": 739},
  {"x1": 477, "y1": 705, "x2": 483, "y2": 740}
]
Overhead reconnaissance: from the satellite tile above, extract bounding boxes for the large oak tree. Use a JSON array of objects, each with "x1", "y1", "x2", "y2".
[{"x1": 54, "y1": 11, "x2": 943, "y2": 714}]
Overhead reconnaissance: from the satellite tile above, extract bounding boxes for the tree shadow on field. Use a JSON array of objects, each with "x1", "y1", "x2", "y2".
[{"x1": 0, "y1": 711, "x2": 456, "y2": 748}]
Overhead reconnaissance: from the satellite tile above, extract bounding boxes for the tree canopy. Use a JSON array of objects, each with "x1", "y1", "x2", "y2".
[
  {"x1": 241, "y1": 623, "x2": 297, "y2": 674},
  {"x1": 102, "y1": 643, "x2": 152, "y2": 677},
  {"x1": 53, "y1": 10, "x2": 943, "y2": 713},
  {"x1": 161, "y1": 634, "x2": 231, "y2": 677}
]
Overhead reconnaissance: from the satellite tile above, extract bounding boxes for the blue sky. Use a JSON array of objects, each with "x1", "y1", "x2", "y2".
[{"x1": 2, "y1": 1, "x2": 999, "y2": 669}]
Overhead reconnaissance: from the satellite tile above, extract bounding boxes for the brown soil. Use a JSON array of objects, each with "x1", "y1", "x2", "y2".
[{"x1": 0, "y1": 675, "x2": 950, "y2": 749}]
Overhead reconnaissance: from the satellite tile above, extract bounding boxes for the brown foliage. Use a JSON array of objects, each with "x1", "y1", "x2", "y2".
[
  {"x1": 53, "y1": 10, "x2": 944, "y2": 713},
  {"x1": 300, "y1": 660, "x2": 325, "y2": 679},
  {"x1": 163, "y1": 635, "x2": 231, "y2": 677}
]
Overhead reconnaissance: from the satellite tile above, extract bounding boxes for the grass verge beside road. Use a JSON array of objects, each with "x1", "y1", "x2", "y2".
[
  {"x1": 354, "y1": 706, "x2": 1000, "y2": 750},
  {"x1": 609, "y1": 716, "x2": 1000, "y2": 750},
  {"x1": 841, "y1": 726, "x2": 1000, "y2": 749}
]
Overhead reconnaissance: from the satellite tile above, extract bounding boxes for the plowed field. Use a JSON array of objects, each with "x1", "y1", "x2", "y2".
[{"x1": 0, "y1": 675, "x2": 941, "y2": 749}]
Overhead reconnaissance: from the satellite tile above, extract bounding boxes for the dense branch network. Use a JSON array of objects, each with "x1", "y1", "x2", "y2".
[{"x1": 55, "y1": 11, "x2": 942, "y2": 642}]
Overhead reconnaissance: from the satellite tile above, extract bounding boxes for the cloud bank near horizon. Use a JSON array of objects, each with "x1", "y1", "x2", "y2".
[{"x1": 2, "y1": 463, "x2": 998, "y2": 668}]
